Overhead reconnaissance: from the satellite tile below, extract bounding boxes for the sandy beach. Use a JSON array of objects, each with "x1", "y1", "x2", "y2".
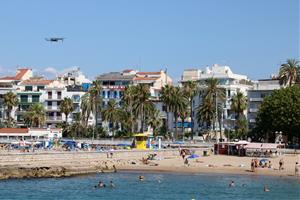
[{"x1": 0, "y1": 149, "x2": 299, "y2": 179}]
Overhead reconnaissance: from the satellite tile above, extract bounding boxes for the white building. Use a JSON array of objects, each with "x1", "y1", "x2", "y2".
[
  {"x1": 0, "y1": 128, "x2": 62, "y2": 140},
  {"x1": 0, "y1": 68, "x2": 32, "y2": 122},
  {"x1": 96, "y1": 69, "x2": 173, "y2": 134},
  {"x1": 182, "y1": 64, "x2": 253, "y2": 137},
  {"x1": 247, "y1": 78, "x2": 281, "y2": 129}
]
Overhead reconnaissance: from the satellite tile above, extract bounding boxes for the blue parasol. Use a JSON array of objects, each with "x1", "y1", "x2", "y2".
[{"x1": 188, "y1": 154, "x2": 200, "y2": 159}]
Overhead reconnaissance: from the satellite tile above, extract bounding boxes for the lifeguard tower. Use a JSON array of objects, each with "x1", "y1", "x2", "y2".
[{"x1": 133, "y1": 132, "x2": 150, "y2": 150}]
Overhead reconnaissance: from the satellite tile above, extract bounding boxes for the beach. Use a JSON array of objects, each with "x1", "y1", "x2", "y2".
[{"x1": 0, "y1": 149, "x2": 299, "y2": 179}]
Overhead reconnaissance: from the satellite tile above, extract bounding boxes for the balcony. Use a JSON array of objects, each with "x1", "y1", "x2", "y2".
[
  {"x1": 249, "y1": 97, "x2": 263, "y2": 102},
  {"x1": 249, "y1": 108, "x2": 259, "y2": 113},
  {"x1": 46, "y1": 116, "x2": 62, "y2": 122},
  {"x1": 46, "y1": 106, "x2": 60, "y2": 111},
  {"x1": 249, "y1": 119, "x2": 256, "y2": 123}
]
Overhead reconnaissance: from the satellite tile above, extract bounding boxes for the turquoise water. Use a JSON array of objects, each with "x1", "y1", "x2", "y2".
[{"x1": 0, "y1": 172, "x2": 299, "y2": 200}]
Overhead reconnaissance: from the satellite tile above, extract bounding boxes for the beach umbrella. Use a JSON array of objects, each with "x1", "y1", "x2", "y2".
[{"x1": 187, "y1": 154, "x2": 199, "y2": 159}]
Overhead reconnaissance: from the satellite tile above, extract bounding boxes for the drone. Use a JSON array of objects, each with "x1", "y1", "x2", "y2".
[{"x1": 45, "y1": 37, "x2": 65, "y2": 42}]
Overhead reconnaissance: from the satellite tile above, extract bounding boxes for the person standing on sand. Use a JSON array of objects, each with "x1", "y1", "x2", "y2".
[
  {"x1": 295, "y1": 162, "x2": 299, "y2": 176},
  {"x1": 279, "y1": 159, "x2": 284, "y2": 171},
  {"x1": 251, "y1": 159, "x2": 255, "y2": 172}
]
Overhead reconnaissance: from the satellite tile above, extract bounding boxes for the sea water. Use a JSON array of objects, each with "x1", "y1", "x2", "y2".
[{"x1": 0, "y1": 172, "x2": 299, "y2": 200}]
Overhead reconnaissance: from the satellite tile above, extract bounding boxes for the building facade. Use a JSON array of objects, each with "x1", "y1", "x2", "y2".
[
  {"x1": 181, "y1": 64, "x2": 253, "y2": 137},
  {"x1": 247, "y1": 79, "x2": 281, "y2": 129},
  {"x1": 0, "y1": 68, "x2": 32, "y2": 122}
]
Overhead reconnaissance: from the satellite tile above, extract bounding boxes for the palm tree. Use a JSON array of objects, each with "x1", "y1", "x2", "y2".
[
  {"x1": 102, "y1": 99, "x2": 121, "y2": 136},
  {"x1": 81, "y1": 81, "x2": 102, "y2": 129},
  {"x1": 24, "y1": 103, "x2": 46, "y2": 128},
  {"x1": 203, "y1": 78, "x2": 225, "y2": 140},
  {"x1": 169, "y1": 86, "x2": 188, "y2": 140},
  {"x1": 182, "y1": 80, "x2": 198, "y2": 139},
  {"x1": 59, "y1": 97, "x2": 74, "y2": 124},
  {"x1": 147, "y1": 108, "x2": 163, "y2": 137},
  {"x1": 132, "y1": 84, "x2": 155, "y2": 133},
  {"x1": 179, "y1": 108, "x2": 188, "y2": 138},
  {"x1": 230, "y1": 91, "x2": 247, "y2": 120},
  {"x1": 89, "y1": 80, "x2": 102, "y2": 127},
  {"x1": 196, "y1": 98, "x2": 215, "y2": 131},
  {"x1": 160, "y1": 85, "x2": 174, "y2": 134},
  {"x1": 122, "y1": 85, "x2": 137, "y2": 133},
  {"x1": 81, "y1": 93, "x2": 93, "y2": 127},
  {"x1": 3, "y1": 91, "x2": 18, "y2": 127},
  {"x1": 279, "y1": 58, "x2": 300, "y2": 87}
]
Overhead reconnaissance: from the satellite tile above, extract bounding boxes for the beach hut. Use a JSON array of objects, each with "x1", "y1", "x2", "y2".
[{"x1": 133, "y1": 133, "x2": 150, "y2": 150}]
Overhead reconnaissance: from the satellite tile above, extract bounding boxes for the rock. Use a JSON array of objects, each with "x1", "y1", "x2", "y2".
[{"x1": 0, "y1": 166, "x2": 68, "y2": 180}]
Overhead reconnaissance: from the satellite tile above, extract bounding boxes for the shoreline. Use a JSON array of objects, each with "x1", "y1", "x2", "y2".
[{"x1": 0, "y1": 150, "x2": 299, "y2": 180}]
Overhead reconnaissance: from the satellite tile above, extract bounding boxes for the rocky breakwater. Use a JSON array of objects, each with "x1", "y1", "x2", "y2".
[{"x1": 0, "y1": 166, "x2": 69, "y2": 180}]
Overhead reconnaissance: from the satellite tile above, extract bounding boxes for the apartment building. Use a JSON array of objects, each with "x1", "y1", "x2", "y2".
[
  {"x1": 247, "y1": 78, "x2": 281, "y2": 129},
  {"x1": 0, "y1": 68, "x2": 32, "y2": 121},
  {"x1": 181, "y1": 64, "x2": 253, "y2": 137}
]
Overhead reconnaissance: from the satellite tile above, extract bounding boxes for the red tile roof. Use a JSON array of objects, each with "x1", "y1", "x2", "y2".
[
  {"x1": 15, "y1": 69, "x2": 31, "y2": 80},
  {"x1": 20, "y1": 79, "x2": 53, "y2": 86},
  {"x1": 0, "y1": 76, "x2": 17, "y2": 80},
  {"x1": 133, "y1": 77, "x2": 159, "y2": 81},
  {"x1": 0, "y1": 68, "x2": 31, "y2": 81},
  {"x1": 122, "y1": 69, "x2": 134, "y2": 73},
  {"x1": 136, "y1": 72, "x2": 161, "y2": 75},
  {"x1": 0, "y1": 128, "x2": 28, "y2": 134}
]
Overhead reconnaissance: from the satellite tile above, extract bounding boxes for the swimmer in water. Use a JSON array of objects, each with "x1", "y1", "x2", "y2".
[
  {"x1": 98, "y1": 181, "x2": 106, "y2": 188},
  {"x1": 229, "y1": 180, "x2": 235, "y2": 187},
  {"x1": 264, "y1": 185, "x2": 270, "y2": 192},
  {"x1": 139, "y1": 175, "x2": 144, "y2": 181},
  {"x1": 110, "y1": 181, "x2": 115, "y2": 188}
]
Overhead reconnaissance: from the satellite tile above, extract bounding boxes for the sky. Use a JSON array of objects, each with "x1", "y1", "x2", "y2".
[{"x1": 0, "y1": 0, "x2": 299, "y2": 82}]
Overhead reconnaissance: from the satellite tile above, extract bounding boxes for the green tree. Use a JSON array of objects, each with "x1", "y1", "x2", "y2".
[
  {"x1": 59, "y1": 97, "x2": 74, "y2": 124},
  {"x1": 3, "y1": 91, "x2": 18, "y2": 127},
  {"x1": 89, "y1": 80, "x2": 102, "y2": 127},
  {"x1": 203, "y1": 78, "x2": 225, "y2": 139},
  {"x1": 160, "y1": 85, "x2": 174, "y2": 134},
  {"x1": 147, "y1": 108, "x2": 163, "y2": 137},
  {"x1": 169, "y1": 86, "x2": 188, "y2": 140},
  {"x1": 24, "y1": 103, "x2": 46, "y2": 128},
  {"x1": 132, "y1": 84, "x2": 155, "y2": 133},
  {"x1": 230, "y1": 91, "x2": 247, "y2": 138},
  {"x1": 255, "y1": 85, "x2": 300, "y2": 143},
  {"x1": 102, "y1": 99, "x2": 121, "y2": 137},
  {"x1": 279, "y1": 58, "x2": 300, "y2": 87},
  {"x1": 122, "y1": 85, "x2": 137, "y2": 133},
  {"x1": 81, "y1": 81, "x2": 102, "y2": 130},
  {"x1": 182, "y1": 81, "x2": 198, "y2": 139}
]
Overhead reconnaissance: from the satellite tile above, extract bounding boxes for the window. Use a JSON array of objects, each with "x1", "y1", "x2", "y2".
[
  {"x1": 47, "y1": 101, "x2": 52, "y2": 106},
  {"x1": 25, "y1": 86, "x2": 32, "y2": 91},
  {"x1": 107, "y1": 91, "x2": 111, "y2": 98},
  {"x1": 114, "y1": 91, "x2": 117, "y2": 98},
  {"x1": 37, "y1": 86, "x2": 44, "y2": 91},
  {"x1": 32, "y1": 95, "x2": 39, "y2": 103},
  {"x1": 119, "y1": 91, "x2": 124, "y2": 98},
  {"x1": 102, "y1": 91, "x2": 106, "y2": 98},
  {"x1": 57, "y1": 91, "x2": 62, "y2": 99},
  {"x1": 48, "y1": 92, "x2": 52, "y2": 99},
  {"x1": 227, "y1": 90, "x2": 231, "y2": 97},
  {"x1": 20, "y1": 95, "x2": 28, "y2": 103}
]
